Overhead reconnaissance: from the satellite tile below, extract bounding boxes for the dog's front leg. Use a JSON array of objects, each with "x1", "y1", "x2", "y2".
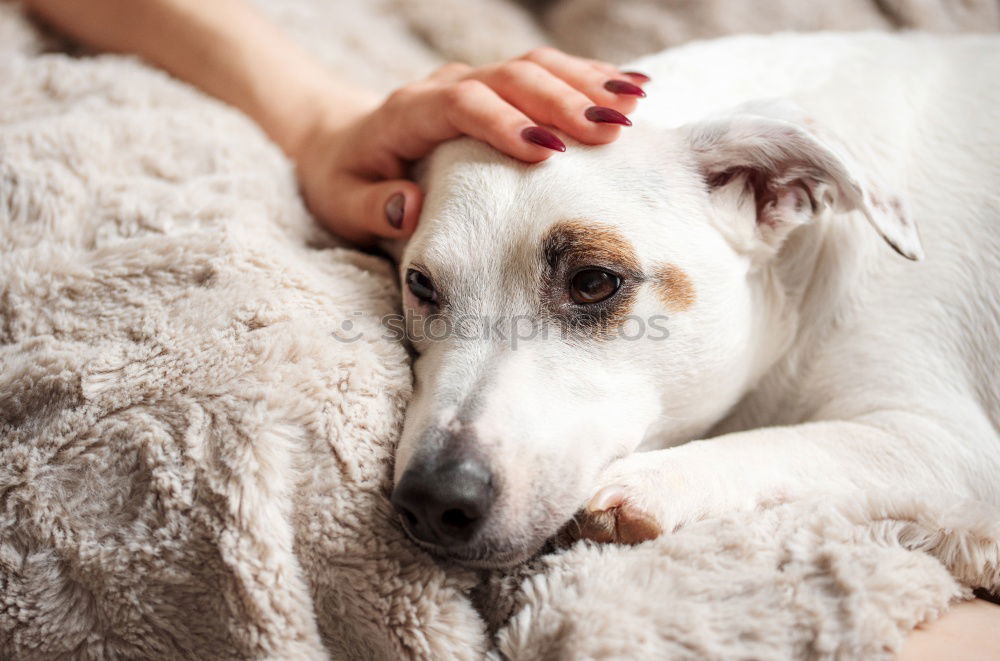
[{"x1": 569, "y1": 415, "x2": 995, "y2": 545}]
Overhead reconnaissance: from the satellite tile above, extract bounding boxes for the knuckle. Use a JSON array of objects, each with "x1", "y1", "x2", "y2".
[
  {"x1": 556, "y1": 99, "x2": 591, "y2": 128},
  {"x1": 443, "y1": 79, "x2": 485, "y2": 108},
  {"x1": 494, "y1": 59, "x2": 536, "y2": 84},
  {"x1": 589, "y1": 58, "x2": 617, "y2": 73},
  {"x1": 521, "y1": 46, "x2": 557, "y2": 63},
  {"x1": 435, "y1": 61, "x2": 472, "y2": 78},
  {"x1": 485, "y1": 113, "x2": 515, "y2": 136},
  {"x1": 385, "y1": 83, "x2": 420, "y2": 108}
]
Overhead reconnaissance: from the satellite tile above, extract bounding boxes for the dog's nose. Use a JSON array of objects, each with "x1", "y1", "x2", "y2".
[{"x1": 391, "y1": 454, "x2": 495, "y2": 547}]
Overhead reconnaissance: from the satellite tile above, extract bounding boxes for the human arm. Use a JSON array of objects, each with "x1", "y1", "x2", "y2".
[{"x1": 24, "y1": 0, "x2": 647, "y2": 242}]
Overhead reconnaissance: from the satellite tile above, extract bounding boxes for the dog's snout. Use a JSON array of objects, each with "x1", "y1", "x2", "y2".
[{"x1": 391, "y1": 453, "x2": 495, "y2": 547}]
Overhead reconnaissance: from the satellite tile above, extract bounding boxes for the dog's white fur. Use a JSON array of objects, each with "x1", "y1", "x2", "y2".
[{"x1": 393, "y1": 33, "x2": 1000, "y2": 566}]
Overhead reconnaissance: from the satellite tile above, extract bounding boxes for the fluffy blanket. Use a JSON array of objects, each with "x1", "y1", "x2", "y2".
[{"x1": 2, "y1": 0, "x2": 998, "y2": 658}]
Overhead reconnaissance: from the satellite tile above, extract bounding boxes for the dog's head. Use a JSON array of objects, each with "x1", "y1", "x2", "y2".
[{"x1": 389, "y1": 105, "x2": 922, "y2": 567}]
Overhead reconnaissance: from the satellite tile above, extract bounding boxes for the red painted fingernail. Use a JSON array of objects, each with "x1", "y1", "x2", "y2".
[
  {"x1": 521, "y1": 126, "x2": 566, "y2": 152},
  {"x1": 604, "y1": 79, "x2": 646, "y2": 97},
  {"x1": 585, "y1": 106, "x2": 632, "y2": 126},
  {"x1": 385, "y1": 192, "x2": 405, "y2": 229},
  {"x1": 623, "y1": 71, "x2": 650, "y2": 83}
]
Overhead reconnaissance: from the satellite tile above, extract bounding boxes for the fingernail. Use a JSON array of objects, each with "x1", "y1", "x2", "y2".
[
  {"x1": 585, "y1": 106, "x2": 632, "y2": 126},
  {"x1": 385, "y1": 192, "x2": 405, "y2": 229},
  {"x1": 587, "y1": 486, "x2": 626, "y2": 512},
  {"x1": 604, "y1": 79, "x2": 646, "y2": 97},
  {"x1": 521, "y1": 126, "x2": 566, "y2": 152},
  {"x1": 623, "y1": 71, "x2": 650, "y2": 83}
]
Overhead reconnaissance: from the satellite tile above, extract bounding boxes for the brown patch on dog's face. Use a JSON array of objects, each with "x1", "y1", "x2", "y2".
[
  {"x1": 652, "y1": 263, "x2": 695, "y2": 312},
  {"x1": 540, "y1": 220, "x2": 643, "y2": 337},
  {"x1": 543, "y1": 220, "x2": 642, "y2": 275}
]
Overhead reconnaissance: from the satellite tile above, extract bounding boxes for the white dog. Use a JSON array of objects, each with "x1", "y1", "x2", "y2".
[{"x1": 388, "y1": 33, "x2": 1000, "y2": 567}]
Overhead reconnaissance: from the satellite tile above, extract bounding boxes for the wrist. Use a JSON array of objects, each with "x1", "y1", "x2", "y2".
[{"x1": 282, "y1": 83, "x2": 380, "y2": 164}]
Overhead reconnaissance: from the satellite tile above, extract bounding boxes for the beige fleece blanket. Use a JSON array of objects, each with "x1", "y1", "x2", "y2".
[{"x1": 2, "y1": 1, "x2": 998, "y2": 658}]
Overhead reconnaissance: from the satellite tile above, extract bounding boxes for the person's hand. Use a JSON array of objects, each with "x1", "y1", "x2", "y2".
[{"x1": 294, "y1": 48, "x2": 650, "y2": 244}]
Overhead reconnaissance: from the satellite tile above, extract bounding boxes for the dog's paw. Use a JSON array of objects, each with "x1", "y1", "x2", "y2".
[
  {"x1": 571, "y1": 486, "x2": 663, "y2": 545},
  {"x1": 562, "y1": 443, "x2": 783, "y2": 547}
]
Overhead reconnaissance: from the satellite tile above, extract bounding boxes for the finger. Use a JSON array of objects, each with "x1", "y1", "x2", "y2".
[
  {"x1": 477, "y1": 59, "x2": 629, "y2": 145},
  {"x1": 582, "y1": 58, "x2": 652, "y2": 85},
  {"x1": 585, "y1": 58, "x2": 622, "y2": 77},
  {"x1": 621, "y1": 70, "x2": 651, "y2": 84},
  {"x1": 325, "y1": 176, "x2": 424, "y2": 243},
  {"x1": 519, "y1": 47, "x2": 645, "y2": 113},
  {"x1": 386, "y1": 79, "x2": 567, "y2": 163},
  {"x1": 439, "y1": 80, "x2": 571, "y2": 161},
  {"x1": 481, "y1": 61, "x2": 628, "y2": 144},
  {"x1": 585, "y1": 60, "x2": 651, "y2": 86},
  {"x1": 376, "y1": 180, "x2": 423, "y2": 238},
  {"x1": 427, "y1": 61, "x2": 474, "y2": 83}
]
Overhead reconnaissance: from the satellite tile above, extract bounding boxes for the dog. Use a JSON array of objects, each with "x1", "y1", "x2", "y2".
[{"x1": 387, "y1": 33, "x2": 1000, "y2": 568}]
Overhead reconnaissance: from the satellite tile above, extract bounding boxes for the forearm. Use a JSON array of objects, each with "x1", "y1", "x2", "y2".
[
  {"x1": 24, "y1": 0, "x2": 378, "y2": 159},
  {"x1": 689, "y1": 417, "x2": 971, "y2": 500}
]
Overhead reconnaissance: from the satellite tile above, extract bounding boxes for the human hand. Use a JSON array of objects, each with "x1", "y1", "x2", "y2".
[{"x1": 294, "y1": 48, "x2": 649, "y2": 244}]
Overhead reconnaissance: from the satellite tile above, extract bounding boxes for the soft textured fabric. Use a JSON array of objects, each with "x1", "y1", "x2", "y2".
[
  {"x1": 544, "y1": 0, "x2": 1000, "y2": 63},
  {"x1": 487, "y1": 495, "x2": 1000, "y2": 659},
  {"x1": 1, "y1": 1, "x2": 998, "y2": 659}
]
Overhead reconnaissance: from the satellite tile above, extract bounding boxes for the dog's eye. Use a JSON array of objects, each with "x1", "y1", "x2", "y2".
[
  {"x1": 406, "y1": 268, "x2": 438, "y2": 305},
  {"x1": 569, "y1": 268, "x2": 621, "y2": 304}
]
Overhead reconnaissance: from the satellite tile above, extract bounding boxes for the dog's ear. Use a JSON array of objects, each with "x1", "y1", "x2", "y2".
[{"x1": 681, "y1": 108, "x2": 923, "y2": 262}]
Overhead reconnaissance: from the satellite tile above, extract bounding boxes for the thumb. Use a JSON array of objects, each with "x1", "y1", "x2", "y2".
[{"x1": 341, "y1": 179, "x2": 424, "y2": 242}]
